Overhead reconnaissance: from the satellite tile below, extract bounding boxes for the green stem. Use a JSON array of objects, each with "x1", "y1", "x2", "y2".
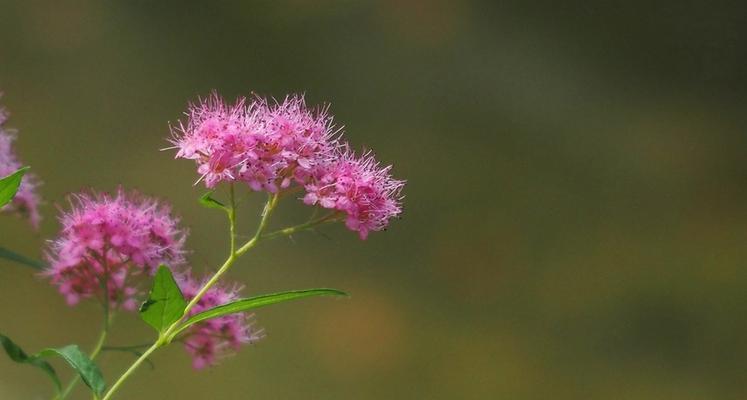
[
  {"x1": 101, "y1": 344, "x2": 151, "y2": 351},
  {"x1": 237, "y1": 192, "x2": 279, "y2": 256},
  {"x1": 228, "y1": 183, "x2": 236, "y2": 255},
  {"x1": 56, "y1": 253, "x2": 114, "y2": 400},
  {"x1": 99, "y1": 341, "x2": 160, "y2": 400},
  {"x1": 101, "y1": 192, "x2": 280, "y2": 400},
  {"x1": 56, "y1": 314, "x2": 112, "y2": 400},
  {"x1": 261, "y1": 211, "x2": 343, "y2": 241}
]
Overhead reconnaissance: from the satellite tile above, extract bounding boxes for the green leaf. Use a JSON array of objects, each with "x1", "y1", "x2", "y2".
[
  {"x1": 170, "y1": 288, "x2": 347, "y2": 339},
  {"x1": 0, "y1": 333, "x2": 61, "y2": 394},
  {"x1": 198, "y1": 190, "x2": 227, "y2": 210},
  {"x1": 140, "y1": 265, "x2": 187, "y2": 334},
  {"x1": 36, "y1": 345, "x2": 106, "y2": 396},
  {"x1": 1, "y1": 335, "x2": 106, "y2": 396},
  {"x1": 0, "y1": 246, "x2": 46, "y2": 270},
  {"x1": 0, "y1": 166, "x2": 29, "y2": 208}
]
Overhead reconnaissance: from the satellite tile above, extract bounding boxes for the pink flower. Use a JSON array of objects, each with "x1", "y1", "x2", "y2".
[
  {"x1": 303, "y1": 148, "x2": 404, "y2": 239},
  {"x1": 170, "y1": 92, "x2": 339, "y2": 192},
  {"x1": 0, "y1": 100, "x2": 42, "y2": 228},
  {"x1": 44, "y1": 189, "x2": 187, "y2": 310},
  {"x1": 177, "y1": 272, "x2": 263, "y2": 369},
  {"x1": 171, "y1": 91, "x2": 405, "y2": 238}
]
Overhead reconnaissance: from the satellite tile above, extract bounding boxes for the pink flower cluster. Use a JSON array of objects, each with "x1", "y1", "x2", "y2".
[
  {"x1": 45, "y1": 190, "x2": 187, "y2": 310},
  {"x1": 0, "y1": 100, "x2": 42, "y2": 228},
  {"x1": 303, "y1": 148, "x2": 404, "y2": 239},
  {"x1": 177, "y1": 272, "x2": 263, "y2": 369},
  {"x1": 171, "y1": 94, "x2": 337, "y2": 191},
  {"x1": 171, "y1": 93, "x2": 404, "y2": 239}
]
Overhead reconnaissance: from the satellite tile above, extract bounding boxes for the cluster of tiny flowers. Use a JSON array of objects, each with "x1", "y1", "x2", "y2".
[
  {"x1": 177, "y1": 272, "x2": 263, "y2": 369},
  {"x1": 0, "y1": 100, "x2": 42, "y2": 228},
  {"x1": 303, "y1": 148, "x2": 404, "y2": 239},
  {"x1": 171, "y1": 92, "x2": 404, "y2": 239},
  {"x1": 44, "y1": 190, "x2": 187, "y2": 310},
  {"x1": 171, "y1": 93, "x2": 338, "y2": 192}
]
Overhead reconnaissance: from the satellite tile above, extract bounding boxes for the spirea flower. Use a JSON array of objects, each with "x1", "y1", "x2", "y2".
[
  {"x1": 170, "y1": 93, "x2": 339, "y2": 192},
  {"x1": 0, "y1": 101, "x2": 42, "y2": 228},
  {"x1": 171, "y1": 91, "x2": 405, "y2": 239},
  {"x1": 177, "y1": 272, "x2": 263, "y2": 369},
  {"x1": 303, "y1": 148, "x2": 404, "y2": 239},
  {"x1": 44, "y1": 189, "x2": 187, "y2": 310}
]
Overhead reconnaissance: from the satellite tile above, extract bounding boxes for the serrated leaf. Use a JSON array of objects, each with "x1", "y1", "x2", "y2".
[
  {"x1": 0, "y1": 166, "x2": 29, "y2": 207},
  {"x1": 140, "y1": 265, "x2": 187, "y2": 334},
  {"x1": 0, "y1": 246, "x2": 46, "y2": 270},
  {"x1": 0, "y1": 333, "x2": 61, "y2": 394},
  {"x1": 36, "y1": 345, "x2": 106, "y2": 396},
  {"x1": 198, "y1": 190, "x2": 227, "y2": 210},
  {"x1": 170, "y1": 288, "x2": 347, "y2": 339}
]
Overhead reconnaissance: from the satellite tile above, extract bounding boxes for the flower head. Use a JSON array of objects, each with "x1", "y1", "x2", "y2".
[
  {"x1": 0, "y1": 100, "x2": 42, "y2": 228},
  {"x1": 170, "y1": 93, "x2": 339, "y2": 192},
  {"x1": 303, "y1": 148, "x2": 404, "y2": 239},
  {"x1": 44, "y1": 189, "x2": 187, "y2": 310},
  {"x1": 177, "y1": 272, "x2": 263, "y2": 369},
  {"x1": 171, "y1": 91, "x2": 405, "y2": 239}
]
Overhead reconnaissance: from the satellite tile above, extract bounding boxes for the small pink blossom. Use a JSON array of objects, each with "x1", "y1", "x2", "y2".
[
  {"x1": 0, "y1": 100, "x2": 42, "y2": 228},
  {"x1": 303, "y1": 148, "x2": 404, "y2": 239},
  {"x1": 177, "y1": 272, "x2": 263, "y2": 369},
  {"x1": 44, "y1": 189, "x2": 187, "y2": 310},
  {"x1": 170, "y1": 92, "x2": 339, "y2": 192}
]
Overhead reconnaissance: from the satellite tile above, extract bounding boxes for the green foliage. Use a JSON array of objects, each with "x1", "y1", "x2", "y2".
[
  {"x1": 0, "y1": 334, "x2": 106, "y2": 397},
  {"x1": 170, "y1": 288, "x2": 347, "y2": 339},
  {"x1": 0, "y1": 166, "x2": 29, "y2": 207},
  {"x1": 36, "y1": 345, "x2": 107, "y2": 397},
  {"x1": 139, "y1": 266, "x2": 187, "y2": 334},
  {"x1": 0, "y1": 246, "x2": 46, "y2": 270},
  {"x1": 198, "y1": 190, "x2": 227, "y2": 211},
  {"x1": 0, "y1": 333, "x2": 61, "y2": 394}
]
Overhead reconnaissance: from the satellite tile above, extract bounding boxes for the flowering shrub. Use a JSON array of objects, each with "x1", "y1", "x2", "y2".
[{"x1": 0, "y1": 91, "x2": 404, "y2": 399}]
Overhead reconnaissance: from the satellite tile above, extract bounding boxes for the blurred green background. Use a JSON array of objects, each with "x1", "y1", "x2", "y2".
[{"x1": 2, "y1": 1, "x2": 747, "y2": 399}]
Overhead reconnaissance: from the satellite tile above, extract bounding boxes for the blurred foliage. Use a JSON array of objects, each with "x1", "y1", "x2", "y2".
[{"x1": 1, "y1": 1, "x2": 747, "y2": 399}]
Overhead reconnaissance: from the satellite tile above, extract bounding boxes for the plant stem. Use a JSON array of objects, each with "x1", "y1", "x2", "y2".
[
  {"x1": 56, "y1": 313, "x2": 112, "y2": 400},
  {"x1": 237, "y1": 192, "x2": 279, "y2": 255},
  {"x1": 99, "y1": 340, "x2": 160, "y2": 400},
  {"x1": 101, "y1": 192, "x2": 280, "y2": 400},
  {"x1": 261, "y1": 211, "x2": 343, "y2": 241},
  {"x1": 56, "y1": 253, "x2": 114, "y2": 400},
  {"x1": 228, "y1": 183, "x2": 236, "y2": 255}
]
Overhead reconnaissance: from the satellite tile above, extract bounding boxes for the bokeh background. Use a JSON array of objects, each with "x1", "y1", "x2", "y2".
[{"x1": 2, "y1": 1, "x2": 747, "y2": 399}]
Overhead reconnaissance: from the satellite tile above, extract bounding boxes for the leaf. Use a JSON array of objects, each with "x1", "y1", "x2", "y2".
[
  {"x1": 36, "y1": 345, "x2": 106, "y2": 396},
  {"x1": 0, "y1": 333, "x2": 61, "y2": 394},
  {"x1": 140, "y1": 265, "x2": 187, "y2": 334},
  {"x1": 170, "y1": 288, "x2": 347, "y2": 339},
  {"x1": 0, "y1": 166, "x2": 29, "y2": 208},
  {"x1": 198, "y1": 190, "x2": 227, "y2": 210},
  {"x1": 1, "y1": 335, "x2": 106, "y2": 396},
  {"x1": 0, "y1": 246, "x2": 47, "y2": 270}
]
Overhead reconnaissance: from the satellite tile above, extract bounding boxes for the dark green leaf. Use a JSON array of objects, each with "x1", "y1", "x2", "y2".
[
  {"x1": 140, "y1": 265, "x2": 187, "y2": 334},
  {"x1": 0, "y1": 166, "x2": 29, "y2": 207},
  {"x1": 171, "y1": 288, "x2": 347, "y2": 339},
  {"x1": 36, "y1": 345, "x2": 106, "y2": 396},
  {"x1": 198, "y1": 191, "x2": 227, "y2": 210},
  {"x1": 0, "y1": 246, "x2": 46, "y2": 270},
  {"x1": 0, "y1": 333, "x2": 61, "y2": 394}
]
